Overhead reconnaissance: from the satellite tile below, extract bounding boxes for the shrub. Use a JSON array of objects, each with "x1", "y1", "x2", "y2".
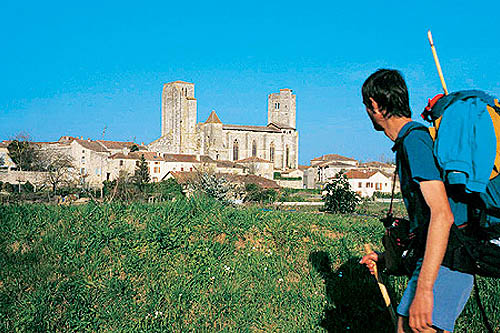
[
  {"x1": 322, "y1": 172, "x2": 361, "y2": 213},
  {"x1": 21, "y1": 181, "x2": 35, "y2": 193},
  {"x1": 2, "y1": 182, "x2": 15, "y2": 193},
  {"x1": 188, "y1": 172, "x2": 243, "y2": 204},
  {"x1": 245, "y1": 183, "x2": 278, "y2": 203}
]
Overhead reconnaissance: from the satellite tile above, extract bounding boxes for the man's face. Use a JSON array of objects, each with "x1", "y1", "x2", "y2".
[{"x1": 365, "y1": 104, "x2": 384, "y2": 132}]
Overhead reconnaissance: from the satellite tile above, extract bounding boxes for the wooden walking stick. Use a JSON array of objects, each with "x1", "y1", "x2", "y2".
[
  {"x1": 427, "y1": 30, "x2": 449, "y2": 95},
  {"x1": 364, "y1": 244, "x2": 397, "y2": 328}
]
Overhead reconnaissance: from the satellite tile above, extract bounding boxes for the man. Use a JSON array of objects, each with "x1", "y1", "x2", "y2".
[{"x1": 359, "y1": 69, "x2": 473, "y2": 333}]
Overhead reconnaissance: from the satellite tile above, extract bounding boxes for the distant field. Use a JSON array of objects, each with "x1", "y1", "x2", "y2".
[{"x1": 1, "y1": 198, "x2": 498, "y2": 332}]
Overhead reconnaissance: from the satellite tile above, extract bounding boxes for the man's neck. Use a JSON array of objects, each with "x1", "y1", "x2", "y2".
[{"x1": 384, "y1": 117, "x2": 412, "y2": 142}]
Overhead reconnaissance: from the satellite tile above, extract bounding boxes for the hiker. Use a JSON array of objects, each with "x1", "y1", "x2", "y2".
[{"x1": 359, "y1": 69, "x2": 473, "y2": 333}]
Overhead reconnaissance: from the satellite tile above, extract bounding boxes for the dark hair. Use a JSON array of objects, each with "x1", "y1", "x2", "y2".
[{"x1": 362, "y1": 69, "x2": 411, "y2": 118}]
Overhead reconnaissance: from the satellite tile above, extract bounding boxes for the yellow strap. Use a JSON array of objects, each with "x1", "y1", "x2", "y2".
[{"x1": 487, "y1": 105, "x2": 500, "y2": 180}]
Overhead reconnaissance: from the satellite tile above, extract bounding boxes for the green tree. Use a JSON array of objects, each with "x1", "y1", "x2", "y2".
[
  {"x1": 134, "y1": 154, "x2": 150, "y2": 191},
  {"x1": 323, "y1": 172, "x2": 361, "y2": 213},
  {"x1": 7, "y1": 134, "x2": 40, "y2": 171}
]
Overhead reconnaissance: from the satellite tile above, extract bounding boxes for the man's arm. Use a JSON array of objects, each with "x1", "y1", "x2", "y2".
[{"x1": 409, "y1": 180, "x2": 454, "y2": 332}]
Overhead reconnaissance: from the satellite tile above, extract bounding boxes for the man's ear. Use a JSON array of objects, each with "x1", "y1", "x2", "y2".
[
  {"x1": 370, "y1": 97, "x2": 388, "y2": 117},
  {"x1": 369, "y1": 98, "x2": 380, "y2": 114}
]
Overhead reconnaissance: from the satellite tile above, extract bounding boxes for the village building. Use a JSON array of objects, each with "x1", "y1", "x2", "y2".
[
  {"x1": 344, "y1": 169, "x2": 393, "y2": 197},
  {"x1": 148, "y1": 81, "x2": 299, "y2": 172},
  {"x1": 0, "y1": 142, "x2": 17, "y2": 171},
  {"x1": 275, "y1": 168, "x2": 304, "y2": 189}
]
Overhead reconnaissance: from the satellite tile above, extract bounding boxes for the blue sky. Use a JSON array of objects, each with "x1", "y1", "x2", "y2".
[{"x1": 2, "y1": 0, "x2": 500, "y2": 164}]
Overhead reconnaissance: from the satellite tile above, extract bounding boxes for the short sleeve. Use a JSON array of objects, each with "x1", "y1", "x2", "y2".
[{"x1": 402, "y1": 130, "x2": 442, "y2": 184}]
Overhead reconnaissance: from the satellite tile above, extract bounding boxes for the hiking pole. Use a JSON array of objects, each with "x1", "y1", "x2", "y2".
[
  {"x1": 427, "y1": 30, "x2": 449, "y2": 95},
  {"x1": 364, "y1": 244, "x2": 398, "y2": 328}
]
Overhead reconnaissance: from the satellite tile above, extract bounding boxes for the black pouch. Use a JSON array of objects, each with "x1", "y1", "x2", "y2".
[
  {"x1": 380, "y1": 214, "x2": 424, "y2": 276},
  {"x1": 443, "y1": 223, "x2": 500, "y2": 278}
]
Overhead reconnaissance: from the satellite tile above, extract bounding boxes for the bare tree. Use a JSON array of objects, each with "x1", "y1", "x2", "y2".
[{"x1": 38, "y1": 149, "x2": 75, "y2": 192}]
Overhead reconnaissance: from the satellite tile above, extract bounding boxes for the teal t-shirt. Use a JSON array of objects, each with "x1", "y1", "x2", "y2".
[{"x1": 393, "y1": 121, "x2": 469, "y2": 232}]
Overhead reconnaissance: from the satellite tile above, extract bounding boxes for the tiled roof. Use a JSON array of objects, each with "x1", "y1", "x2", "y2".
[
  {"x1": 311, "y1": 154, "x2": 358, "y2": 163},
  {"x1": 236, "y1": 156, "x2": 272, "y2": 163},
  {"x1": 298, "y1": 165, "x2": 311, "y2": 170},
  {"x1": 110, "y1": 151, "x2": 163, "y2": 161},
  {"x1": 205, "y1": 110, "x2": 222, "y2": 124},
  {"x1": 359, "y1": 161, "x2": 395, "y2": 168},
  {"x1": 96, "y1": 140, "x2": 144, "y2": 150},
  {"x1": 74, "y1": 139, "x2": 109, "y2": 153},
  {"x1": 344, "y1": 170, "x2": 380, "y2": 180},
  {"x1": 214, "y1": 159, "x2": 246, "y2": 169},
  {"x1": 316, "y1": 161, "x2": 356, "y2": 168},
  {"x1": 222, "y1": 124, "x2": 281, "y2": 133}
]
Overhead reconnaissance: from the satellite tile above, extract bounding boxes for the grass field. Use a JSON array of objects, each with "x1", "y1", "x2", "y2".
[{"x1": 0, "y1": 197, "x2": 498, "y2": 332}]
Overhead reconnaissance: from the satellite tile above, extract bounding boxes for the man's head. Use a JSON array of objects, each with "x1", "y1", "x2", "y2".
[{"x1": 362, "y1": 69, "x2": 411, "y2": 121}]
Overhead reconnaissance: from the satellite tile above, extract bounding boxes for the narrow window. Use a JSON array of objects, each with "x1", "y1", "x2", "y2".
[
  {"x1": 270, "y1": 143, "x2": 275, "y2": 162},
  {"x1": 233, "y1": 140, "x2": 239, "y2": 161},
  {"x1": 286, "y1": 145, "x2": 290, "y2": 168},
  {"x1": 252, "y1": 140, "x2": 257, "y2": 157}
]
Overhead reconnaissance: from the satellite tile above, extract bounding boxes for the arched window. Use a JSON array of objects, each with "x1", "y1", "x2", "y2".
[
  {"x1": 252, "y1": 140, "x2": 257, "y2": 157},
  {"x1": 286, "y1": 145, "x2": 290, "y2": 169},
  {"x1": 233, "y1": 140, "x2": 239, "y2": 161},
  {"x1": 269, "y1": 143, "x2": 275, "y2": 162}
]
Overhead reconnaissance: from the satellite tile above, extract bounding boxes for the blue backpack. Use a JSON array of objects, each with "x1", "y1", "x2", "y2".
[{"x1": 422, "y1": 90, "x2": 500, "y2": 278}]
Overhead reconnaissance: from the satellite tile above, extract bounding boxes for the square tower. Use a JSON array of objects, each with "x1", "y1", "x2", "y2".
[
  {"x1": 161, "y1": 81, "x2": 198, "y2": 153},
  {"x1": 267, "y1": 89, "x2": 296, "y2": 129}
]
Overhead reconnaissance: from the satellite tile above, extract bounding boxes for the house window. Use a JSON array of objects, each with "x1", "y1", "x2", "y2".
[
  {"x1": 358, "y1": 182, "x2": 362, "y2": 188},
  {"x1": 119, "y1": 160, "x2": 124, "y2": 167},
  {"x1": 366, "y1": 182, "x2": 370, "y2": 188},
  {"x1": 233, "y1": 140, "x2": 239, "y2": 161},
  {"x1": 181, "y1": 167, "x2": 184, "y2": 171},
  {"x1": 153, "y1": 167, "x2": 160, "y2": 173},
  {"x1": 190, "y1": 167, "x2": 193, "y2": 171},
  {"x1": 252, "y1": 140, "x2": 257, "y2": 157},
  {"x1": 136, "y1": 161, "x2": 139, "y2": 166},
  {"x1": 80, "y1": 168, "x2": 86, "y2": 175},
  {"x1": 81, "y1": 156, "x2": 85, "y2": 163}
]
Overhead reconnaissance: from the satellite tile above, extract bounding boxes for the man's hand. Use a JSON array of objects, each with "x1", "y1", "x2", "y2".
[
  {"x1": 360, "y1": 251, "x2": 380, "y2": 275},
  {"x1": 409, "y1": 287, "x2": 434, "y2": 332}
]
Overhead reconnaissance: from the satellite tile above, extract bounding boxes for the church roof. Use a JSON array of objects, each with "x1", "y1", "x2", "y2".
[
  {"x1": 205, "y1": 110, "x2": 222, "y2": 124},
  {"x1": 222, "y1": 124, "x2": 281, "y2": 133},
  {"x1": 267, "y1": 122, "x2": 295, "y2": 130}
]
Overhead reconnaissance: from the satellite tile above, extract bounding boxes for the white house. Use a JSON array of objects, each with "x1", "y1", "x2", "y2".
[{"x1": 344, "y1": 169, "x2": 393, "y2": 197}]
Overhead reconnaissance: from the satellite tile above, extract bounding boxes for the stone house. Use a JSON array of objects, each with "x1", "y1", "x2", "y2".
[
  {"x1": 0, "y1": 142, "x2": 17, "y2": 171},
  {"x1": 235, "y1": 156, "x2": 274, "y2": 180},
  {"x1": 276, "y1": 168, "x2": 304, "y2": 189}
]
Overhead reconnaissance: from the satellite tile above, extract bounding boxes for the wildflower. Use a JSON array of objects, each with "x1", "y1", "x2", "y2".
[{"x1": 278, "y1": 278, "x2": 283, "y2": 283}]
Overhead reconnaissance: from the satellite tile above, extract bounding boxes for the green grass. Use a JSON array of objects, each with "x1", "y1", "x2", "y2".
[{"x1": 0, "y1": 197, "x2": 498, "y2": 332}]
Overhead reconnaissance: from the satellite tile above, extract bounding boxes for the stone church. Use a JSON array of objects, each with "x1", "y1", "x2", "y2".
[{"x1": 149, "y1": 81, "x2": 299, "y2": 170}]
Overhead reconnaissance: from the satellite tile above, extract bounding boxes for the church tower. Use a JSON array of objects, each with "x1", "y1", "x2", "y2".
[
  {"x1": 267, "y1": 89, "x2": 296, "y2": 129},
  {"x1": 161, "y1": 81, "x2": 198, "y2": 153}
]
